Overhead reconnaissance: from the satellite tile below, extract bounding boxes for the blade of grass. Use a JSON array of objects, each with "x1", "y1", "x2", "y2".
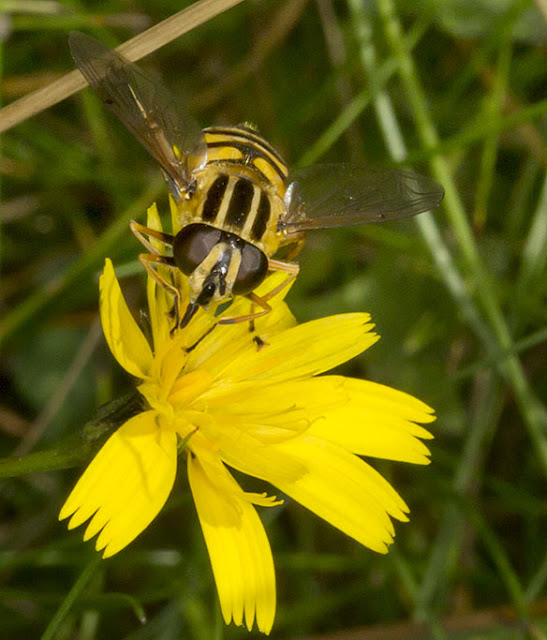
[
  {"x1": 347, "y1": 0, "x2": 493, "y2": 348},
  {"x1": 464, "y1": 501, "x2": 529, "y2": 621},
  {"x1": 41, "y1": 556, "x2": 103, "y2": 640},
  {"x1": 389, "y1": 550, "x2": 447, "y2": 640},
  {"x1": 374, "y1": 0, "x2": 547, "y2": 475},
  {"x1": 349, "y1": 0, "x2": 547, "y2": 620},
  {"x1": 405, "y1": 100, "x2": 547, "y2": 167},
  {"x1": 516, "y1": 175, "x2": 547, "y2": 308},
  {"x1": 525, "y1": 551, "x2": 547, "y2": 604},
  {"x1": 473, "y1": 33, "x2": 513, "y2": 230},
  {"x1": 453, "y1": 325, "x2": 547, "y2": 382},
  {"x1": 196, "y1": 0, "x2": 309, "y2": 110},
  {"x1": 417, "y1": 371, "x2": 505, "y2": 617},
  {"x1": 0, "y1": 0, "x2": 246, "y2": 134},
  {"x1": 13, "y1": 318, "x2": 102, "y2": 456},
  {"x1": 296, "y1": 17, "x2": 426, "y2": 167},
  {"x1": 346, "y1": 19, "x2": 504, "y2": 621},
  {"x1": 0, "y1": 37, "x2": 3, "y2": 302}
]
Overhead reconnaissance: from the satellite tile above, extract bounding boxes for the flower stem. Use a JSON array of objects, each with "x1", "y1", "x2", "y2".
[{"x1": 0, "y1": 392, "x2": 140, "y2": 478}]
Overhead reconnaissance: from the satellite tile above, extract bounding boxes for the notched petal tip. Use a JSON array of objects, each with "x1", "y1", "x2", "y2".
[
  {"x1": 58, "y1": 502, "x2": 76, "y2": 522},
  {"x1": 188, "y1": 454, "x2": 276, "y2": 634},
  {"x1": 59, "y1": 412, "x2": 178, "y2": 558},
  {"x1": 269, "y1": 435, "x2": 410, "y2": 553}
]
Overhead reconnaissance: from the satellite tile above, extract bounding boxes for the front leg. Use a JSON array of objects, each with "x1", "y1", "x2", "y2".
[
  {"x1": 138, "y1": 253, "x2": 182, "y2": 331},
  {"x1": 130, "y1": 220, "x2": 175, "y2": 255},
  {"x1": 218, "y1": 260, "x2": 300, "y2": 351}
]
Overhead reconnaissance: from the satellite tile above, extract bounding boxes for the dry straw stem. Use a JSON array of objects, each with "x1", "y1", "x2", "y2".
[{"x1": 0, "y1": 0, "x2": 245, "y2": 134}]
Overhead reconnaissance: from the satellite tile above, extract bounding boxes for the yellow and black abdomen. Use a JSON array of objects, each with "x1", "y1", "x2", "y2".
[{"x1": 176, "y1": 125, "x2": 289, "y2": 258}]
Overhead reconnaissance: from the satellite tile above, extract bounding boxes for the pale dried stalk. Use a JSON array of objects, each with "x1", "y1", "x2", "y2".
[{"x1": 0, "y1": 0, "x2": 246, "y2": 134}]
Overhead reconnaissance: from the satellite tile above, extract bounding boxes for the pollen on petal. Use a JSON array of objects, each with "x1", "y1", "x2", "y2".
[
  {"x1": 59, "y1": 411, "x2": 177, "y2": 558},
  {"x1": 188, "y1": 453, "x2": 276, "y2": 634},
  {"x1": 100, "y1": 259, "x2": 153, "y2": 379}
]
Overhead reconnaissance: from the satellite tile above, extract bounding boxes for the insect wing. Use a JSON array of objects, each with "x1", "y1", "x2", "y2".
[
  {"x1": 68, "y1": 31, "x2": 206, "y2": 194},
  {"x1": 280, "y1": 163, "x2": 444, "y2": 232}
]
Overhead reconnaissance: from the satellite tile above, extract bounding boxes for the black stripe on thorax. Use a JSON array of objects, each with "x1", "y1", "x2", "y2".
[
  {"x1": 202, "y1": 174, "x2": 228, "y2": 223},
  {"x1": 251, "y1": 191, "x2": 271, "y2": 241},
  {"x1": 225, "y1": 178, "x2": 255, "y2": 230}
]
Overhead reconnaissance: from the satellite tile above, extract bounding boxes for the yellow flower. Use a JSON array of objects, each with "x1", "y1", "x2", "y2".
[{"x1": 59, "y1": 204, "x2": 435, "y2": 634}]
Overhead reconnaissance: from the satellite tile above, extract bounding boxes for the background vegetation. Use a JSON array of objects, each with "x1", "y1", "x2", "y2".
[{"x1": 0, "y1": 0, "x2": 546, "y2": 638}]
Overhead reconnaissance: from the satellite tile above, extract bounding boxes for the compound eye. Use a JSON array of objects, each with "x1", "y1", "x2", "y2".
[
  {"x1": 232, "y1": 243, "x2": 269, "y2": 295},
  {"x1": 173, "y1": 224, "x2": 222, "y2": 275}
]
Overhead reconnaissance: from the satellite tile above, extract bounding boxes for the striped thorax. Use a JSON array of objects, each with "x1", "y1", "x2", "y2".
[
  {"x1": 178, "y1": 125, "x2": 288, "y2": 255},
  {"x1": 169, "y1": 125, "x2": 290, "y2": 322}
]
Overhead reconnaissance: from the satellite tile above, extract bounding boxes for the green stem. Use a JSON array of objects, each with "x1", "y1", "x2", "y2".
[{"x1": 0, "y1": 392, "x2": 140, "y2": 478}]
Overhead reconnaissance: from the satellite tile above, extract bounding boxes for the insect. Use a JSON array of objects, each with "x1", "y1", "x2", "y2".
[{"x1": 69, "y1": 32, "x2": 444, "y2": 329}]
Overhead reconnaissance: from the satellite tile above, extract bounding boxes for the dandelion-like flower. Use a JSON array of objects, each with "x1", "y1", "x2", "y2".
[{"x1": 60, "y1": 203, "x2": 435, "y2": 634}]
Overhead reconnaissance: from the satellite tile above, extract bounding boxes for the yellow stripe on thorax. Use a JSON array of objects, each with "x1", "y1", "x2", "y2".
[
  {"x1": 211, "y1": 176, "x2": 237, "y2": 228},
  {"x1": 203, "y1": 129, "x2": 288, "y2": 197}
]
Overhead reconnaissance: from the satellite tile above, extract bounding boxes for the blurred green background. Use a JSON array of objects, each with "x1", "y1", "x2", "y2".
[{"x1": 0, "y1": 0, "x2": 546, "y2": 638}]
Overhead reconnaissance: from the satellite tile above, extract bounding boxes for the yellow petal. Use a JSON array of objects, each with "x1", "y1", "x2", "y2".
[
  {"x1": 306, "y1": 377, "x2": 434, "y2": 464},
  {"x1": 169, "y1": 192, "x2": 180, "y2": 234},
  {"x1": 182, "y1": 269, "x2": 297, "y2": 375},
  {"x1": 144, "y1": 203, "x2": 173, "y2": 353},
  {"x1": 147, "y1": 273, "x2": 171, "y2": 356},
  {"x1": 253, "y1": 269, "x2": 296, "y2": 304},
  {"x1": 188, "y1": 435, "x2": 284, "y2": 513},
  {"x1": 268, "y1": 435, "x2": 410, "y2": 553},
  {"x1": 211, "y1": 313, "x2": 378, "y2": 384},
  {"x1": 204, "y1": 376, "x2": 346, "y2": 419},
  {"x1": 59, "y1": 411, "x2": 177, "y2": 558},
  {"x1": 188, "y1": 453, "x2": 276, "y2": 634},
  {"x1": 100, "y1": 259, "x2": 153, "y2": 379},
  {"x1": 201, "y1": 416, "x2": 308, "y2": 485},
  {"x1": 144, "y1": 202, "x2": 164, "y2": 251},
  {"x1": 184, "y1": 300, "x2": 295, "y2": 378}
]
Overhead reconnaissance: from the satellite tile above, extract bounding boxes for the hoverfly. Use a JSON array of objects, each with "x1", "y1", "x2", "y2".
[{"x1": 69, "y1": 32, "x2": 444, "y2": 329}]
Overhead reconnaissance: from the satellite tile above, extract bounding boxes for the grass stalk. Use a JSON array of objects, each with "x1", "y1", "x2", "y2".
[
  {"x1": 373, "y1": 0, "x2": 547, "y2": 475},
  {"x1": 0, "y1": 0, "x2": 246, "y2": 134}
]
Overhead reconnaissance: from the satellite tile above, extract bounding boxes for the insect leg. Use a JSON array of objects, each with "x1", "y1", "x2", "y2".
[
  {"x1": 138, "y1": 253, "x2": 182, "y2": 330},
  {"x1": 280, "y1": 234, "x2": 306, "y2": 262},
  {"x1": 130, "y1": 220, "x2": 175, "y2": 255},
  {"x1": 218, "y1": 260, "x2": 300, "y2": 325},
  {"x1": 260, "y1": 258, "x2": 300, "y2": 301},
  {"x1": 217, "y1": 294, "x2": 272, "y2": 325}
]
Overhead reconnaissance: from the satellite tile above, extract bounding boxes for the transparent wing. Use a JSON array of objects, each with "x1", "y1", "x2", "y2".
[
  {"x1": 279, "y1": 164, "x2": 444, "y2": 232},
  {"x1": 68, "y1": 31, "x2": 206, "y2": 195}
]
